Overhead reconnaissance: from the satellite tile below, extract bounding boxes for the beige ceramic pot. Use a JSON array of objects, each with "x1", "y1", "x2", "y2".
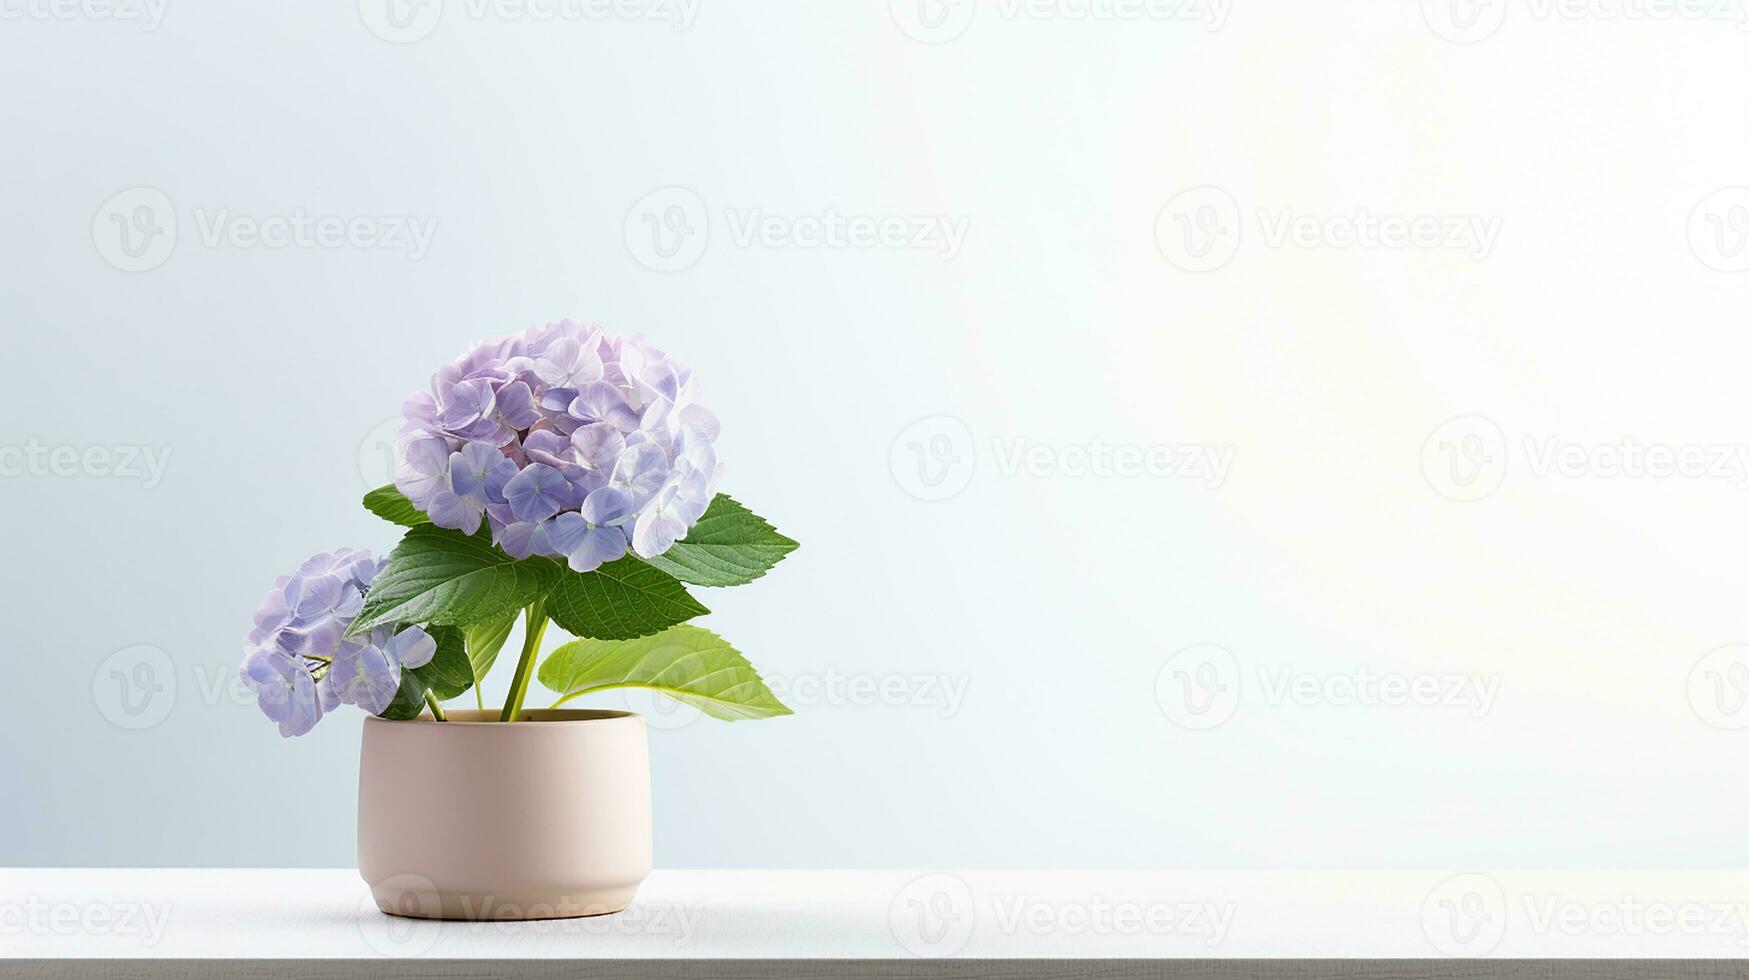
[{"x1": 358, "y1": 709, "x2": 651, "y2": 921}]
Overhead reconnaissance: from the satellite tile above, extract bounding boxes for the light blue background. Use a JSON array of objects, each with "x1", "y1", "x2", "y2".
[{"x1": 3, "y1": 1, "x2": 1748, "y2": 869}]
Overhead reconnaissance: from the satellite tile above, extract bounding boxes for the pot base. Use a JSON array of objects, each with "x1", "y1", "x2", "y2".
[{"x1": 371, "y1": 881, "x2": 641, "y2": 921}]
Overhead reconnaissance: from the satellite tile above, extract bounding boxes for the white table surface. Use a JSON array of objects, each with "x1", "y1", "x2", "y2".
[{"x1": 4, "y1": 868, "x2": 1749, "y2": 961}]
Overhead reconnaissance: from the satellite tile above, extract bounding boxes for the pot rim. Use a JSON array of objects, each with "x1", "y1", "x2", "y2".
[{"x1": 365, "y1": 708, "x2": 640, "y2": 726}]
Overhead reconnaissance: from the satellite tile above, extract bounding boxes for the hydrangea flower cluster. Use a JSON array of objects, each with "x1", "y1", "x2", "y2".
[
  {"x1": 394, "y1": 319, "x2": 722, "y2": 572},
  {"x1": 240, "y1": 549, "x2": 436, "y2": 737}
]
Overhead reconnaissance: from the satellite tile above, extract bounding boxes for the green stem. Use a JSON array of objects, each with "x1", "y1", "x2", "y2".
[
  {"x1": 424, "y1": 691, "x2": 447, "y2": 722},
  {"x1": 498, "y1": 599, "x2": 549, "y2": 722}
]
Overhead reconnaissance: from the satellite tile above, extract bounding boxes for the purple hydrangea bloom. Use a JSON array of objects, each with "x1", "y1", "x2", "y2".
[
  {"x1": 329, "y1": 625, "x2": 437, "y2": 715},
  {"x1": 328, "y1": 636, "x2": 398, "y2": 716},
  {"x1": 241, "y1": 648, "x2": 324, "y2": 738},
  {"x1": 240, "y1": 549, "x2": 432, "y2": 737},
  {"x1": 394, "y1": 320, "x2": 723, "y2": 571},
  {"x1": 504, "y1": 462, "x2": 575, "y2": 523}
]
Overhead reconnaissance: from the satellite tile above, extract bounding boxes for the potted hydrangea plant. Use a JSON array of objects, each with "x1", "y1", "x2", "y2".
[{"x1": 238, "y1": 319, "x2": 797, "y2": 920}]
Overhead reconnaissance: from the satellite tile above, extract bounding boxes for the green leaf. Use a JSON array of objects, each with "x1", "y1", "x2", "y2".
[
  {"x1": 372, "y1": 627, "x2": 470, "y2": 719},
  {"x1": 415, "y1": 626, "x2": 474, "y2": 701},
  {"x1": 350, "y1": 525, "x2": 561, "y2": 635},
  {"x1": 362, "y1": 484, "x2": 429, "y2": 528},
  {"x1": 546, "y1": 556, "x2": 708, "y2": 641},
  {"x1": 640, "y1": 494, "x2": 799, "y2": 587},
  {"x1": 463, "y1": 613, "x2": 518, "y2": 710},
  {"x1": 379, "y1": 664, "x2": 431, "y2": 721},
  {"x1": 537, "y1": 624, "x2": 792, "y2": 721}
]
